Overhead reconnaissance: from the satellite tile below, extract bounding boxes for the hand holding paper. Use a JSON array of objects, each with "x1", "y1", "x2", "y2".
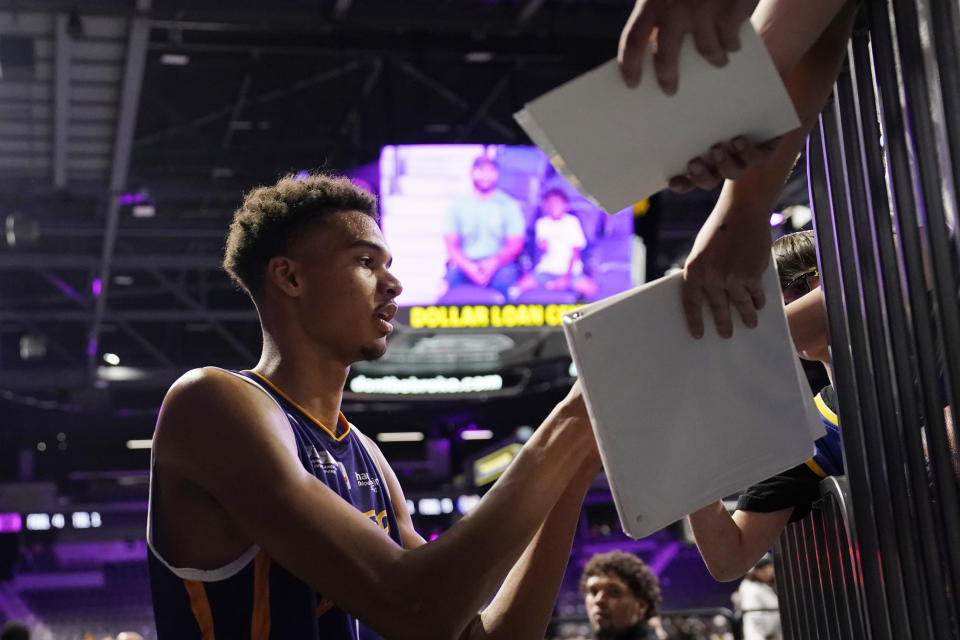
[{"x1": 515, "y1": 21, "x2": 799, "y2": 213}]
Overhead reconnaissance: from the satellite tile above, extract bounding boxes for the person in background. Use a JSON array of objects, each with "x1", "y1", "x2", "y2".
[
  {"x1": 686, "y1": 230, "x2": 836, "y2": 582},
  {"x1": 509, "y1": 189, "x2": 598, "y2": 301},
  {"x1": 737, "y1": 556, "x2": 781, "y2": 640},
  {"x1": 580, "y1": 551, "x2": 663, "y2": 640},
  {"x1": 441, "y1": 155, "x2": 526, "y2": 300}
]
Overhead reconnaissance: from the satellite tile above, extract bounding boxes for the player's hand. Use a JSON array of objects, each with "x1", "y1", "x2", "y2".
[
  {"x1": 618, "y1": 0, "x2": 760, "y2": 93},
  {"x1": 682, "y1": 210, "x2": 770, "y2": 339},
  {"x1": 668, "y1": 136, "x2": 780, "y2": 193}
]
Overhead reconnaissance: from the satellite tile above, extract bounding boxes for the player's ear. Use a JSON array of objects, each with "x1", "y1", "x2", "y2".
[{"x1": 266, "y1": 256, "x2": 301, "y2": 297}]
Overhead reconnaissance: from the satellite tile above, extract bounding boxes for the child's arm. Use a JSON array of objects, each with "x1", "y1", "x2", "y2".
[{"x1": 687, "y1": 502, "x2": 793, "y2": 581}]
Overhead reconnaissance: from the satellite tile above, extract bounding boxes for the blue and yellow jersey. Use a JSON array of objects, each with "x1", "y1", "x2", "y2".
[
  {"x1": 805, "y1": 385, "x2": 844, "y2": 478},
  {"x1": 147, "y1": 369, "x2": 402, "y2": 640},
  {"x1": 737, "y1": 385, "x2": 845, "y2": 519}
]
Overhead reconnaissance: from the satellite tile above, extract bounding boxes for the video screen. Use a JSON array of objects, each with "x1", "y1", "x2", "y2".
[{"x1": 379, "y1": 144, "x2": 636, "y2": 308}]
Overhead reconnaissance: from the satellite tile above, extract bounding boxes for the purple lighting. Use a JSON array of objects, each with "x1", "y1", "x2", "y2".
[
  {"x1": 0, "y1": 513, "x2": 22, "y2": 533},
  {"x1": 86, "y1": 336, "x2": 98, "y2": 358},
  {"x1": 770, "y1": 212, "x2": 785, "y2": 226},
  {"x1": 116, "y1": 192, "x2": 148, "y2": 206},
  {"x1": 294, "y1": 170, "x2": 309, "y2": 181},
  {"x1": 91, "y1": 278, "x2": 102, "y2": 298}
]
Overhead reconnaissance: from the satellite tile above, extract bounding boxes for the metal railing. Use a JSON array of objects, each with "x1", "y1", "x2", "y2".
[{"x1": 775, "y1": 0, "x2": 960, "y2": 638}]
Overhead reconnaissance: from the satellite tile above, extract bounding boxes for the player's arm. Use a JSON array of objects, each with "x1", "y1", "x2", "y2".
[
  {"x1": 462, "y1": 455, "x2": 600, "y2": 640},
  {"x1": 687, "y1": 501, "x2": 793, "y2": 582},
  {"x1": 156, "y1": 369, "x2": 595, "y2": 640},
  {"x1": 366, "y1": 432, "x2": 600, "y2": 640}
]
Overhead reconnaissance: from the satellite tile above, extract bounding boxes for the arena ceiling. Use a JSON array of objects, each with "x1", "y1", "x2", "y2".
[{"x1": 0, "y1": 0, "x2": 807, "y2": 413}]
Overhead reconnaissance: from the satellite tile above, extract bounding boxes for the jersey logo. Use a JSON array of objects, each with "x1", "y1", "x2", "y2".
[
  {"x1": 355, "y1": 471, "x2": 381, "y2": 493},
  {"x1": 307, "y1": 446, "x2": 351, "y2": 488},
  {"x1": 363, "y1": 509, "x2": 391, "y2": 535}
]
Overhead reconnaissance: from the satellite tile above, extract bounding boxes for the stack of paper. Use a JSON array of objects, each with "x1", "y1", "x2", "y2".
[
  {"x1": 515, "y1": 23, "x2": 800, "y2": 213},
  {"x1": 563, "y1": 260, "x2": 822, "y2": 539}
]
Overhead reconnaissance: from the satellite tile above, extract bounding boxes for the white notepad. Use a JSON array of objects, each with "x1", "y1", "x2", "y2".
[
  {"x1": 563, "y1": 260, "x2": 822, "y2": 539},
  {"x1": 515, "y1": 21, "x2": 800, "y2": 213}
]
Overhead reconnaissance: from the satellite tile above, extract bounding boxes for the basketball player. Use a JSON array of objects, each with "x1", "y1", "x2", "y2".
[{"x1": 147, "y1": 173, "x2": 601, "y2": 640}]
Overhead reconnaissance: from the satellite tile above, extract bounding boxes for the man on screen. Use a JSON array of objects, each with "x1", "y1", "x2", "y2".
[{"x1": 441, "y1": 155, "x2": 526, "y2": 300}]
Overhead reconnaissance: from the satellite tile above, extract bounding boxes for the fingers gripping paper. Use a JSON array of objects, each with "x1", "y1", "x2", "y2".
[
  {"x1": 563, "y1": 260, "x2": 822, "y2": 539},
  {"x1": 514, "y1": 22, "x2": 800, "y2": 213}
]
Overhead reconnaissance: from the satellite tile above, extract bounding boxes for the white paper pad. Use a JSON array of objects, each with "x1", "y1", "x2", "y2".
[
  {"x1": 563, "y1": 260, "x2": 822, "y2": 539},
  {"x1": 515, "y1": 22, "x2": 800, "y2": 213}
]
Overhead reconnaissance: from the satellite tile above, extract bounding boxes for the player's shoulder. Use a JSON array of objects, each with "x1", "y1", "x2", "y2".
[
  {"x1": 159, "y1": 367, "x2": 278, "y2": 436},
  {"x1": 163, "y1": 366, "x2": 248, "y2": 406}
]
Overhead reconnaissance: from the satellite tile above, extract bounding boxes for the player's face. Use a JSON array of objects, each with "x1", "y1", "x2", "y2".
[
  {"x1": 584, "y1": 573, "x2": 647, "y2": 637},
  {"x1": 542, "y1": 194, "x2": 567, "y2": 219},
  {"x1": 471, "y1": 162, "x2": 499, "y2": 193},
  {"x1": 288, "y1": 210, "x2": 402, "y2": 363}
]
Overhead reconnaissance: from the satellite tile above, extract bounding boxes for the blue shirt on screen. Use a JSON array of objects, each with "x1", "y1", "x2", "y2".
[{"x1": 444, "y1": 190, "x2": 525, "y2": 260}]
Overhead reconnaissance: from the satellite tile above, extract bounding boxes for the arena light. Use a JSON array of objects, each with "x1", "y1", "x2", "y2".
[
  {"x1": 160, "y1": 53, "x2": 189, "y2": 66},
  {"x1": 769, "y1": 212, "x2": 785, "y2": 226},
  {"x1": 25, "y1": 513, "x2": 50, "y2": 531},
  {"x1": 456, "y1": 494, "x2": 481, "y2": 514},
  {"x1": 376, "y1": 431, "x2": 425, "y2": 443},
  {"x1": 473, "y1": 443, "x2": 522, "y2": 486},
  {"x1": 350, "y1": 374, "x2": 503, "y2": 395},
  {"x1": 126, "y1": 439, "x2": 153, "y2": 450},
  {"x1": 460, "y1": 428, "x2": 494, "y2": 441},
  {"x1": 418, "y1": 498, "x2": 442, "y2": 516},
  {"x1": 102, "y1": 353, "x2": 120, "y2": 366},
  {"x1": 0, "y1": 513, "x2": 21, "y2": 533}
]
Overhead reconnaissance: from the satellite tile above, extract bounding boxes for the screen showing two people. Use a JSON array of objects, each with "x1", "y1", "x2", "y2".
[{"x1": 379, "y1": 144, "x2": 636, "y2": 307}]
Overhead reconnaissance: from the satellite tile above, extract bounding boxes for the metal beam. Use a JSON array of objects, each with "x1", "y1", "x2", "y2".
[
  {"x1": 112, "y1": 317, "x2": 177, "y2": 368},
  {"x1": 517, "y1": 0, "x2": 547, "y2": 26},
  {"x1": 150, "y1": 269, "x2": 256, "y2": 362},
  {"x1": 0, "y1": 253, "x2": 223, "y2": 270},
  {"x1": 456, "y1": 70, "x2": 515, "y2": 142},
  {"x1": 0, "y1": 309, "x2": 256, "y2": 322},
  {"x1": 53, "y1": 13, "x2": 71, "y2": 189},
  {"x1": 133, "y1": 60, "x2": 364, "y2": 148},
  {"x1": 332, "y1": 0, "x2": 353, "y2": 19},
  {"x1": 20, "y1": 319, "x2": 83, "y2": 367},
  {"x1": 86, "y1": 8, "x2": 151, "y2": 378},
  {"x1": 391, "y1": 58, "x2": 517, "y2": 141}
]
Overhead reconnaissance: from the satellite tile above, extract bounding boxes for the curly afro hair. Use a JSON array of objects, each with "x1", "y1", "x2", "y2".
[
  {"x1": 580, "y1": 551, "x2": 662, "y2": 620},
  {"x1": 223, "y1": 172, "x2": 378, "y2": 298}
]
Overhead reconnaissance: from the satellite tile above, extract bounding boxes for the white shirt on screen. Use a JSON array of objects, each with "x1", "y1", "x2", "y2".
[{"x1": 535, "y1": 214, "x2": 587, "y2": 276}]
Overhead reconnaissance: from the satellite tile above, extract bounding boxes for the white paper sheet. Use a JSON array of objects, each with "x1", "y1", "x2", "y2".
[
  {"x1": 563, "y1": 259, "x2": 823, "y2": 539},
  {"x1": 515, "y1": 22, "x2": 800, "y2": 213}
]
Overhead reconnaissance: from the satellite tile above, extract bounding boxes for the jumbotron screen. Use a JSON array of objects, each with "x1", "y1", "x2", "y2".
[{"x1": 379, "y1": 144, "x2": 636, "y2": 329}]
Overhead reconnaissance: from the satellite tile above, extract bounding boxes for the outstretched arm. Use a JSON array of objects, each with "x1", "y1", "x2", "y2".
[
  {"x1": 681, "y1": 1, "x2": 857, "y2": 339},
  {"x1": 464, "y1": 455, "x2": 600, "y2": 640},
  {"x1": 687, "y1": 501, "x2": 793, "y2": 582}
]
